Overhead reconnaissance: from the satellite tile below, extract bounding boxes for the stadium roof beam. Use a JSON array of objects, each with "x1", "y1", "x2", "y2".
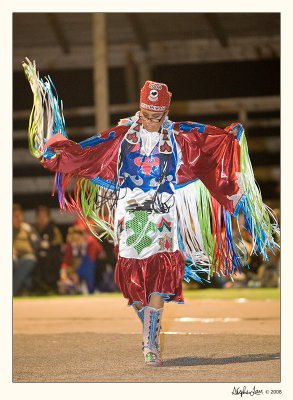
[
  {"x1": 125, "y1": 13, "x2": 150, "y2": 52},
  {"x1": 204, "y1": 13, "x2": 228, "y2": 48},
  {"x1": 125, "y1": 13, "x2": 152, "y2": 87},
  {"x1": 46, "y1": 13, "x2": 70, "y2": 54}
]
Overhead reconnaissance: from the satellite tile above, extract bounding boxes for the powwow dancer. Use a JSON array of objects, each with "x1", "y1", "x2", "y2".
[{"x1": 23, "y1": 59, "x2": 279, "y2": 366}]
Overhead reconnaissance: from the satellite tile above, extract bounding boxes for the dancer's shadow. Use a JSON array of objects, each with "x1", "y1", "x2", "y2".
[{"x1": 162, "y1": 352, "x2": 280, "y2": 367}]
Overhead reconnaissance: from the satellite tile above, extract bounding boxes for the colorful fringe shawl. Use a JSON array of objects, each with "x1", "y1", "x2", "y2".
[
  {"x1": 23, "y1": 58, "x2": 280, "y2": 283},
  {"x1": 23, "y1": 58, "x2": 116, "y2": 240}
]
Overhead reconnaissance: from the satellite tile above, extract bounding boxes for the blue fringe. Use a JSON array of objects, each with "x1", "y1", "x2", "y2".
[
  {"x1": 224, "y1": 210, "x2": 245, "y2": 274},
  {"x1": 55, "y1": 172, "x2": 66, "y2": 209},
  {"x1": 235, "y1": 196, "x2": 280, "y2": 263},
  {"x1": 233, "y1": 194, "x2": 246, "y2": 217},
  {"x1": 239, "y1": 197, "x2": 269, "y2": 260},
  {"x1": 45, "y1": 75, "x2": 67, "y2": 137},
  {"x1": 177, "y1": 225, "x2": 210, "y2": 284},
  {"x1": 183, "y1": 260, "x2": 211, "y2": 285}
]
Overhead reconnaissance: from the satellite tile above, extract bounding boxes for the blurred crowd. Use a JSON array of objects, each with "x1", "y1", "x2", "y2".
[
  {"x1": 13, "y1": 203, "x2": 280, "y2": 296},
  {"x1": 13, "y1": 204, "x2": 117, "y2": 296}
]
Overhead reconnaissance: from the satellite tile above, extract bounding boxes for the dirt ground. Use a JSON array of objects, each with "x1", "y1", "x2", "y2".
[{"x1": 13, "y1": 295, "x2": 280, "y2": 382}]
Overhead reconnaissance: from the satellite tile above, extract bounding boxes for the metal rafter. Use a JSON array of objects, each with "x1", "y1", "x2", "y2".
[
  {"x1": 125, "y1": 13, "x2": 149, "y2": 52},
  {"x1": 46, "y1": 13, "x2": 70, "y2": 54},
  {"x1": 204, "y1": 13, "x2": 228, "y2": 48}
]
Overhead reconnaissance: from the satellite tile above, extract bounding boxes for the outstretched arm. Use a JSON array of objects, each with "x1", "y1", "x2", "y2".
[
  {"x1": 174, "y1": 120, "x2": 279, "y2": 279},
  {"x1": 23, "y1": 58, "x2": 126, "y2": 181},
  {"x1": 41, "y1": 125, "x2": 127, "y2": 181},
  {"x1": 175, "y1": 121, "x2": 243, "y2": 213}
]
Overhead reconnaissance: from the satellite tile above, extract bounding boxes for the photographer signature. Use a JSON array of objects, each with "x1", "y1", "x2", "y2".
[{"x1": 232, "y1": 386, "x2": 263, "y2": 397}]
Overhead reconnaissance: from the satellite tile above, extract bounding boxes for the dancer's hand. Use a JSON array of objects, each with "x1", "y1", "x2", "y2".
[
  {"x1": 40, "y1": 149, "x2": 62, "y2": 163},
  {"x1": 54, "y1": 149, "x2": 63, "y2": 155}
]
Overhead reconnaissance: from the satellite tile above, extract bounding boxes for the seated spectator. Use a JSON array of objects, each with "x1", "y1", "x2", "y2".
[
  {"x1": 13, "y1": 204, "x2": 39, "y2": 295},
  {"x1": 73, "y1": 216, "x2": 117, "y2": 292},
  {"x1": 95, "y1": 240, "x2": 117, "y2": 293},
  {"x1": 58, "y1": 226, "x2": 106, "y2": 294},
  {"x1": 244, "y1": 209, "x2": 280, "y2": 288},
  {"x1": 247, "y1": 251, "x2": 280, "y2": 288},
  {"x1": 32, "y1": 206, "x2": 64, "y2": 294}
]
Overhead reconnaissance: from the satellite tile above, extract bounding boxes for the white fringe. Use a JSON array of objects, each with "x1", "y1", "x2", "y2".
[{"x1": 175, "y1": 182, "x2": 210, "y2": 266}]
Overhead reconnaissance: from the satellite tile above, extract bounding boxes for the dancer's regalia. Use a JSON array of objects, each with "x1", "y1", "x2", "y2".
[{"x1": 23, "y1": 59, "x2": 279, "y2": 366}]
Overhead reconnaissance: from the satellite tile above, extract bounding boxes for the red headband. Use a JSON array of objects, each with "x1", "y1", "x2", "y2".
[{"x1": 140, "y1": 81, "x2": 172, "y2": 112}]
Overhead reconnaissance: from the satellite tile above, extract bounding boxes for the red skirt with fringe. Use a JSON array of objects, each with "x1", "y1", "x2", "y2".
[{"x1": 114, "y1": 250, "x2": 185, "y2": 306}]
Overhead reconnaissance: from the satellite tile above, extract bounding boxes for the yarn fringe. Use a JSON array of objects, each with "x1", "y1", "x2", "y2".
[
  {"x1": 23, "y1": 58, "x2": 115, "y2": 240},
  {"x1": 176, "y1": 127, "x2": 280, "y2": 283},
  {"x1": 53, "y1": 172, "x2": 116, "y2": 240},
  {"x1": 23, "y1": 58, "x2": 67, "y2": 158}
]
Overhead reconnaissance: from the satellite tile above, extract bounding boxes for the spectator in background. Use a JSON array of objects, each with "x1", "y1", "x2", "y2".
[
  {"x1": 13, "y1": 203, "x2": 39, "y2": 295},
  {"x1": 262, "y1": 251, "x2": 280, "y2": 287},
  {"x1": 247, "y1": 208, "x2": 280, "y2": 288},
  {"x1": 58, "y1": 225, "x2": 106, "y2": 294},
  {"x1": 32, "y1": 206, "x2": 64, "y2": 294},
  {"x1": 74, "y1": 216, "x2": 117, "y2": 292},
  {"x1": 95, "y1": 240, "x2": 117, "y2": 293}
]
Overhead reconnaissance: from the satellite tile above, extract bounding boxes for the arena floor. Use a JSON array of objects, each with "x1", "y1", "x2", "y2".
[{"x1": 13, "y1": 294, "x2": 280, "y2": 383}]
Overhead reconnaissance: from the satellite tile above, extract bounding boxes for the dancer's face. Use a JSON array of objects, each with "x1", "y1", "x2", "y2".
[{"x1": 139, "y1": 109, "x2": 166, "y2": 132}]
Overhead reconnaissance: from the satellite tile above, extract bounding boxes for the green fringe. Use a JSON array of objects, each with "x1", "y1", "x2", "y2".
[
  {"x1": 23, "y1": 59, "x2": 44, "y2": 158},
  {"x1": 194, "y1": 180, "x2": 217, "y2": 275},
  {"x1": 76, "y1": 178, "x2": 115, "y2": 240},
  {"x1": 23, "y1": 58, "x2": 67, "y2": 159},
  {"x1": 239, "y1": 133, "x2": 280, "y2": 252}
]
